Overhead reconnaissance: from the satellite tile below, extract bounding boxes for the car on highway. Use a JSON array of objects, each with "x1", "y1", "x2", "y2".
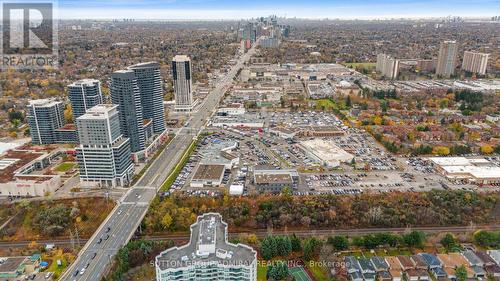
[
  {"x1": 91, "y1": 252, "x2": 97, "y2": 259},
  {"x1": 80, "y1": 268, "x2": 85, "y2": 275},
  {"x1": 97, "y1": 238, "x2": 102, "y2": 244},
  {"x1": 73, "y1": 270, "x2": 79, "y2": 277}
]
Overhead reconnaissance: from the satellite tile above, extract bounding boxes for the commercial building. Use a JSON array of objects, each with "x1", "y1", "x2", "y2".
[
  {"x1": 376, "y1": 54, "x2": 399, "y2": 79},
  {"x1": 155, "y1": 213, "x2": 257, "y2": 281},
  {"x1": 436, "y1": 41, "x2": 458, "y2": 78},
  {"x1": 462, "y1": 51, "x2": 489, "y2": 75},
  {"x1": 172, "y1": 55, "x2": 195, "y2": 112},
  {"x1": 67, "y1": 79, "x2": 103, "y2": 120},
  {"x1": 217, "y1": 103, "x2": 246, "y2": 116},
  {"x1": 191, "y1": 164, "x2": 226, "y2": 188},
  {"x1": 27, "y1": 99, "x2": 65, "y2": 145},
  {"x1": 189, "y1": 140, "x2": 239, "y2": 188},
  {"x1": 110, "y1": 70, "x2": 146, "y2": 152},
  {"x1": 129, "y1": 62, "x2": 166, "y2": 133},
  {"x1": 253, "y1": 169, "x2": 299, "y2": 192},
  {"x1": 299, "y1": 139, "x2": 354, "y2": 168},
  {"x1": 428, "y1": 157, "x2": 500, "y2": 185},
  {"x1": 75, "y1": 104, "x2": 134, "y2": 188},
  {"x1": 0, "y1": 148, "x2": 63, "y2": 197}
]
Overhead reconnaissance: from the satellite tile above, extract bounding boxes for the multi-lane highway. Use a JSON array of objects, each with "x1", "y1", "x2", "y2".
[{"x1": 60, "y1": 42, "x2": 259, "y2": 281}]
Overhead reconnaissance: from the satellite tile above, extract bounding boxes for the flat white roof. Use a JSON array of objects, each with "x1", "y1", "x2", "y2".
[
  {"x1": 0, "y1": 142, "x2": 23, "y2": 154},
  {"x1": 229, "y1": 185, "x2": 244, "y2": 195},
  {"x1": 300, "y1": 138, "x2": 354, "y2": 165},
  {"x1": 441, "y1": 165, "x2": 500, "y2": 180},
  {"x1": 428, "y1": 157, "x2": 471, "y2": 166}
]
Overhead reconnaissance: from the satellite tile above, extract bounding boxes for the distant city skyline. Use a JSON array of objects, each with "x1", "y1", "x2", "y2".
[{"x1": 57, "y1": 0, "x2": 499, "y2": 20}]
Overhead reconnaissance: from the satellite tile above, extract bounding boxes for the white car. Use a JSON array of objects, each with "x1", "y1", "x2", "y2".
[{"x1": 80, "y1": 268, "x2": 86, "y2": 275}]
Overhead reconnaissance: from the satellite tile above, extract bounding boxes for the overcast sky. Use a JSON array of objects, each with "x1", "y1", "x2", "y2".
[{"x1": 55, "y1": 0, "x2": 499, "y2": 19}]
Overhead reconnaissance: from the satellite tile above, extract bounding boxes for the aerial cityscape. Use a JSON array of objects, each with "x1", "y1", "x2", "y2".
[{"x1": 0, "y1": 1, "x2": 499, "y2": 281}]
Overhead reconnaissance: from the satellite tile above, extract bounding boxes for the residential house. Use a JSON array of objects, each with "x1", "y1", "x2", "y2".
[
  {"x1": 371, "y1": 257, "x2": 390, "y2": 272},
  {"x1": 405, "y1": 269, "x2": 429, "y2": 281},
  {"x1": 418, "y1": 253, "x2": 442, "y2": 269},
  {"x1": 359, "y1": 258, "x2": 376, "y2": 274},
  {"x1": 377, "y1": 271, "x2": 392, "y2": 281},
  {"x1": 437, "y1": 253, "x2": 474, "y2": 279},
  {"x1": 430, "y1": 267, "x2": 447, "y2": 279},
  {"x1": 411, "y1": 255, "x2": 428, "y2": 270},
  {"x1": 462, "y1": 250, "x2": 483, "y2": 267},
  {"x1": 474, "y1": 251, "x2": 496, "y2": 267},
  {"x1": 345, "y1": 256, "x2": 362, "y2": 274},
  {"x1": 349, "y1": 271, "x2": 364, "y2": 281},
  {"x1": 385, "y1": 257, "x2": 403, "y2": 281},
  {"x1": 484, "y1": 264, "x2": 500, "y2": 278},
  {"x1": 397, "y1": 256, "x2": 415, "y2": 271},
  {"x1": 488, "y1": 250, "x2": 500, "y2": 265},
  {"x1": 359, "y1": 258, "x2": 377, "y2": 281},
  {"x1": 405, "y1": 269, "x2": 420, "y2": 281}
]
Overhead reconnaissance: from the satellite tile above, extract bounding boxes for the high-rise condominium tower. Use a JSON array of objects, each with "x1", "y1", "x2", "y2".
[
  {"x1": 27, "y1": 99, "x2": 65, "y2": 145},
  {"x1": 436, "y1": 41, "x2": 458, "y2": 78},
  {"x1": 76, "y1": 104, "x2": 134, "y2": 188},
  {"x1": 110, "y1": 70, "x2": 146, "y2": 152},
  {"x1": 172, "y1": 55, "x2": 195, "y2": 112},
  {"x1": 128, "y1": 62, "x2": 166, "y2": 133},
  {"x1": 67, "y1": 79, "x2": 103, "y2": 120}
]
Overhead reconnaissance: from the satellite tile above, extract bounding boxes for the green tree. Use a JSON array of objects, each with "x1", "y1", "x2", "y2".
[
  {"x1": 328, "y1": 235, "x2": 349, "y2": 251},
  {"x1": 456, "y1": 265, "x2": 467, "y2": 281},
  {"x1": 403, "y1": 231, "x2": 426, "y2": 248},
  {"x1": 290, "y1": 234, "x2": 302, "y2": 252},
  {"x1": 474, "y1": 231, "x2": 500, "y2": 248},
  {"x1": 303, "y1": 237, "x2": 322, "y2": 261},
  {"x1": 440, "y1": 233, "x2": 458, "y2": 251},
  {"x1": 267, "y1": 262, "x2": 289, "y2": 281},
  {"x1": 261, "y1": 236, "x2": 275, "y2": 260}
]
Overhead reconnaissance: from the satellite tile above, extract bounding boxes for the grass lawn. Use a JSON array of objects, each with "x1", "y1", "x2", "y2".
[
  {"x1": 257, "y1": 263, "x2": 267, "y2": 281},
  {"x1": 306, "y1": 262, "x2": 328, "y2": 281},
  {"x1": 343, "y1": 62, "x2": 376, "y2": 69},
  {"x1": 313, "y1": 99, "x2": 337, "y2": 110},
  {"x1": 42, "y1": 250, "x2": 75, "y2": 279},
  {"x1": 362, "y1": 250, "x2": 376, "y2": 257},
  {"x1": 350, "y1": 251, "x2": 364, "y2": 258},
  {"x1": 387, "y1": 248, "x2": 413, "y2": 256},
  {"x1": 127, "y1": 263, "x2": 156, "y2": 280},
  {"x1": 54, "y1": 162, "x2": 76, "y2": 172}
]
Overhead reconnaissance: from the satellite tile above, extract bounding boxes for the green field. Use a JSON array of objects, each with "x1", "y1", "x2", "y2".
[
  {"x1": 42, "y1": 251, "x2": 74, "y2": 279},
  {"x1": 54, "y1": 162, "x2": 76, "y2": 172},
  {"x1": 343, "y1": 62, "x2": 376, "y2": 69},
  {"x1": 307, "y1": 262, "x2": 329, "y2": 281},
  {"x1": 257, "y1": 264, "x2": 268, "y2": 281},
  {"x1": 313, "y1": 99, "x2": 337, "y2": 110},
  {"x1": 290, "y1": 266, "x2": 313, "y2": 281}
]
